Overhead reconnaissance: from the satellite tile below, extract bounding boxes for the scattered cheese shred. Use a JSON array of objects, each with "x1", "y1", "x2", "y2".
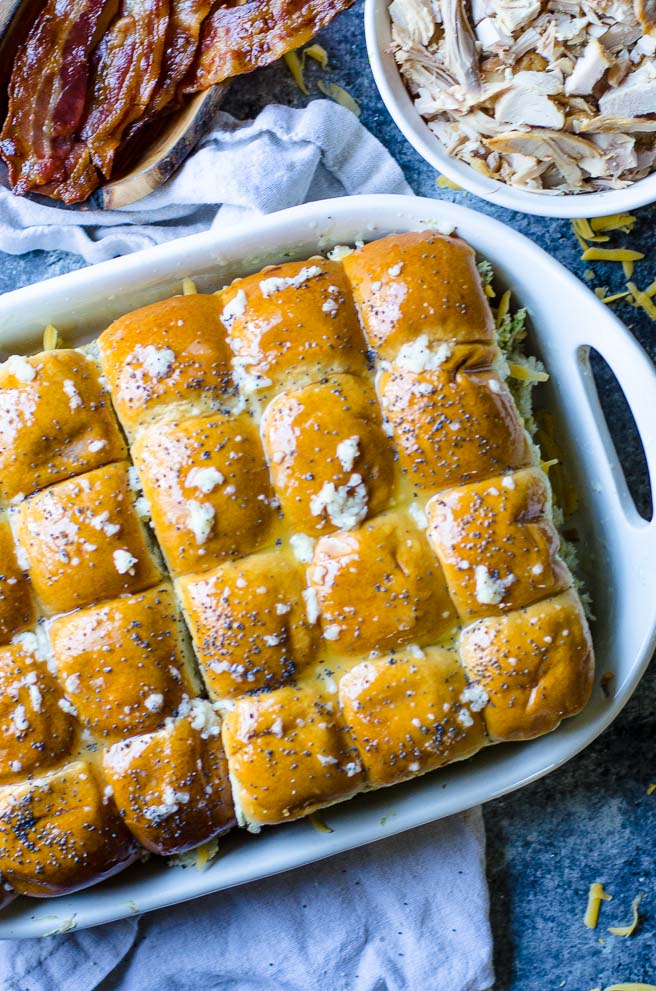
[
  {"x1": 436, "y1": 175, "x2": 462, "y2": 190},
  {"x1": 627, "y1": 281, "x2": 656, "y2": 320},
  {"x1": 581, "y1": 247, "x2": 644, "y2": 263},
  {"x1": 43, "y1": 324, "x2": 60, "y2": 351},
  {"x1": 284, "y1": 50, "x2": 309, "y2": 95},
  {"x1": 599, "y1": 290, "x2": 630, "y2": 304},
  {"x1": 608, "y1": 894, "x2": 642, "y2": 938},
  {"x1": 182, "y1": 277, "x2": 197, "y2": 295},
  {"x1": 590, "y1": 213, "x2": 637, "y2": 234},
  {"x1": 508, "y1": 362, "x2": 549, "y2": 383},
  {"x1": 604, "y1": 985, "x2": 656, "y2": 991},
  {"x1": 541, "y1": 458, "x2": 559, "y2": 474},
  {"x1": 622, "y1": 260, "x2": 635, "y2": 279},
  {"x1": 304, "y1": 43, "x2": 328, "y2": 68},
  {"x1": 308, "y1": 813, "x2": 334, "y2": 834},
  {"x1": 572, "y1": 219, "x2": 609, "y2": 244},
  {"x1": 584, "y1": 881, "x2": 612, "y2": 929},
  {"x1": 647, "y1": 783, "x2": 656, "y2": 795},
  {"x1": 317, "y1": 80, "x2": 361, "y2": 116},
  {"x1": 496, "y1": 289, "x2": 511, "y2": 328}
]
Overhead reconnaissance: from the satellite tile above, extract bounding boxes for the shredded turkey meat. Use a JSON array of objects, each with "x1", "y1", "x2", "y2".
[{"x1": 390, "y1": 0, "x2": 656, "y2": 193}]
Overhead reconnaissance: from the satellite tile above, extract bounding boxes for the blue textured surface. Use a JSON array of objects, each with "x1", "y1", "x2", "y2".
[{"x1": 0, "y1": 4, "x2": 654, "y2": 986}]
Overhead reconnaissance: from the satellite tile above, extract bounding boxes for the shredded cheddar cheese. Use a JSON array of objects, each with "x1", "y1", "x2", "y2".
[
  {"x1": 308, "y1": 813, "x2": 334, "y2": 833},
  {"x1": 647, "y1": 783, "x2": 656, "y2": 795},
  {"x1": 599, "y1": 290, "x2": 630, "y2": 304},
  {"x1": 317, "y1": 80, "x2": 361, "y2": 116},
  {"x1": 182, "y1": 277, "x2": 198, "y2": 295},
  {"x1": 540, "y1": 458, "x2": 559, "y2": 474},
  {"x1": 584, "y1": 881, "x2": 612, "y2": 928},
  {"x1": 622, "y1": 260, "x2": 635, "y2": 279},
  {"x1": 284, "y1": 50, "x2": 309, "y2": 95},
  {"x1": 590, "y1": 213, "x2": 637, "y2": 234},
  {"x1": 572, "y1": 219, "x2": 609, "y2": 243},
  {"x1": 436, "y1": 175, "x2": 462, "y2": 190},
  {"x1": 581, "y1": 247, "x2": 644, "y2": 263},
  {"x1": 608, "y1": 894, "x2": 642, "y2": 937},
  {"x1": 604, "y1": 984, "x2": 656, "y2": 990},
  {"x1": 508, "y1": 362, "x2": 549, "y2": 383},
  {"x1": 495, "y1": 289, "x2": 511, "y2": 328},
  {"x1": 304, "y1": 44, "x2": 328, "y2": 68},
  {"x1": 626, "y1": 282, "x2": 656, "y2": 320},
  {"x1": 43, "y1": 323, "x2": 60, "y2": 351}
]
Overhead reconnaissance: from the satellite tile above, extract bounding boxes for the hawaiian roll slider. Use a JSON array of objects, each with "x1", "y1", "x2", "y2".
[
  {"x1": 133, "y1": 412, "x2": 275, "y2": 577},
  {"x1": 218, "y1": 258, "x2": 367, "y2": 401},
  {"x1": 48, "y1": 584, "x2": 199, "y2": 742},
  {"x1": 98, "y1": 294, "x2": 234, "y2": 439},
  {"x1": 339, "y1": 646, "x2": 486, "y2": 788},
  {"x1": 0, "y1": 349, "x2": 126, "y2": 505},
  {"x1": 0, "y1": 516, "x2": 35, "y2": 645},
  {"x1": 0, "y1": 634, "x2": 76, "y2": 785},
  {"x1": 426, "y1": 467, "x2": 571, "y2": 621},
  {"x1": 341, "y1": 232, "x2": 495, "y2": 359},
  {"x1": 222, "y1": 685, "x2": 365, "y2": 829},
  {"x1": 177, "y1": 550, "x2": 318, "y2": 701},
  {"x1": 262, "y1": 373, "x2": 395, "y2": 535},
  {"x1": 379, "y1": 342, "x2": 531, "y2": 493},
  {"x1": 13, "y1": 461, "x2": 163, "y2": 615},
  {"x1": 0, "y1": 761, "x2": 139, "y2": 896},
  {"x1": 308, "y1": 511, "x2": 457, "y2": 655},
  {"x1": 102, "y1": 700, "x2": 235, "y2": 855},
  {"x1": 459, "y1": 590, "x2": 594, "y2": 741}
]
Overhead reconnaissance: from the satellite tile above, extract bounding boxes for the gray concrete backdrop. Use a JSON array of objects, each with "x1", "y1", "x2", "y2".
[{"x1": 0, "y1": 3, "x2": 654, "y2": 986}]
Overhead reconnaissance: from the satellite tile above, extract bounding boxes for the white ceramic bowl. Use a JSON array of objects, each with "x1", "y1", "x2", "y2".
[
  {"x1": 365, "y1": 0, "x2": 656, "y2": 218},
  {"x1": 0, "y1": 194, "x2": 655, "y2": 937}
]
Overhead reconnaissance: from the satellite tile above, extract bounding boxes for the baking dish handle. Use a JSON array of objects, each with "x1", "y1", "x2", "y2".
[{"x1": 572, "y1": 323, "x2": 656, "y2": 551}]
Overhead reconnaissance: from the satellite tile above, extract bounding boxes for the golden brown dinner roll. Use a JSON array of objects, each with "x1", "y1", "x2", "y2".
[
  {"x1": 218, "y1": 258, "x2": 367, "y2": 396},
  {"x1": 14, "y1": 461, "x2": 162, "y2": 615},
  {"x1": 339, "y1": 646, "x2": 486, "y2": 787},
  {"x1": 309, "y1": 512, "x2": 456, "y2": 655},
  {"x1": 0, "y1": 516, "x2": 35, "y2": 645},
  {"x1": 48, "y1": 584, "x2": 198, "y2": 741},
  {"x1": 98, "y1": 294, "x2": 233, "y2": 437},
  {"x1": 133, "y1": 412, "x2": 275, "y2": 577},
  {"x1": 177, "y1": 550, "x2": 318, "y2": 700},
  {"x1": 459, "y1": 590, "x2": 594, "y2": 741},
  {"x1": 426, "y1": 467, "x2": 570, "y2": 620},
  {"x1": 262, "y1": 373, "x2": 395, "y2": 535},
  {"x1": 222, "y1": 685, "x2": 364, "y2": 826},
  {"x1": 379, "y1": 343, "x2": 531, "y2": 492},
  {"x1": 0, "y1": 635, "x2": 76, "y2": 785},
  {"x1": 0, "y1": 761, "x2": 138, "y2": 896},
  {"x1": 341, "y1": 232, "x2": 495, "y2": 358},
  {"x1": 0, "y1": 349, "x2": 126, "y2": 504},
  {"x1": 103, "y1": 700, "x2": 235, "y2": 855}
]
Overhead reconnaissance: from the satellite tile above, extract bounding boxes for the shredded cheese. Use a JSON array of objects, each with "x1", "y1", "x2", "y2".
[
  {"x1": 43, "y1": 324, "x2": 60, "y2": 351},
  {"x1": 607, "y1": 894, "x2": 642, "y2": 937},
  {"x1": 622, "y1": 260, "x2": 635, "y2": 279},
  {"x1": 308, "y1": 813, "x2": 334, "y2": 834},
  {"x1": 436, "y1": 175, "x2": 462, "y2": 190},
  {"x1": 599, "y1": 290, "x2": 630, "y2": 304},
  {"x1": 540, "y1": 458, "x2": 559, "y2": 474},
  {"x1": 590, "y1": 213, "x2": 637, "y2": 234},
  {"x1": 584, "y1": 881, "x2": 612, "y2": 929},
  {"x1": 646, "y1": 783, "x2": 656, "y2": 795},
  {"x1": 496, "y1": 290, "x2": 511, "y2": 329},
  {"x1": 627, "y1": 281, "x2": 656, "y2": 320},
  {"x1": 182, "y1": 277, "x2": 197, "y2": 295},
  {"x1": 284, "y1": 50, "x2": 309, "y2": 95},
  {"x1": 317, "y1": 80, "x2": 361, "y2": 116},
  {"x1": 572, "y1": 219, "x2": 609, "y2": 243},
  {"x1": 305, "y1": 44, "x2": 328, "y2": 68},
  {"x1": 508, "y1": 362, "x2": 549, "y2": 383},
  {"x1": 581, "y1": 247, "x2": 644, "y2": 263},
  {"x1": 604, "y1": 985, "x2": 656, "y2": 991}
]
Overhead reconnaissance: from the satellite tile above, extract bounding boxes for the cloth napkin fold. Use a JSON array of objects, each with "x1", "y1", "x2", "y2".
[
  {"x1": 0, "y1": 99, "x2": 493, "y2": 991},
  {"x1": 0, "y1": 100, "x2": 410, "y2": 263}
]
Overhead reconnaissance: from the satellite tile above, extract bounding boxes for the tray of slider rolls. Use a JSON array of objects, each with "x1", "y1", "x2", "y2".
[{"x1": 0, "y1": 194, "x2": 654, "y2": 936}]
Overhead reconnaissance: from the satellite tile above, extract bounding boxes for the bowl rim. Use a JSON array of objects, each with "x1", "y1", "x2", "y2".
[{"x1": 364, "y1": 0, "x2": 656, "y2": 219}]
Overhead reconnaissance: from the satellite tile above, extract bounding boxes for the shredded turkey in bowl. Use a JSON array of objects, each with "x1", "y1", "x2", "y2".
[{"x1": 389, "y1": 0, "x2": 656, "y2": 194}]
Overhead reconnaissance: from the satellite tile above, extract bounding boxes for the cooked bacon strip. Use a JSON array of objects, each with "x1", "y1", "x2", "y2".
[
  {"x1": 80, "y1": 0, "x2": 170, "y2": 179},
  {"x1": 183, "y1": 0, "x2": 356, "y2": 93},
  {"x1": 151, "y1": 0, "x2": 215, "y2": 117},
  {"x1": 0, "y1": 0, "x2": 110, "y2": 196}
]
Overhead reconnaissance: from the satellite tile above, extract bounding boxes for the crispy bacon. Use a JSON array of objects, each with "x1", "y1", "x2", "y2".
[
  {"x1": 81, "y1": 0, "x2": 170, "y2": 179},
  {"x1": 150, "y1": 0, "x2": 215, "y2": 117},
  {"x1": 182, "y1": 0, "x2": 356, "y2": 93},
  {"x1": 0, "y1": 0, "x2": 110, "y2": 196}
]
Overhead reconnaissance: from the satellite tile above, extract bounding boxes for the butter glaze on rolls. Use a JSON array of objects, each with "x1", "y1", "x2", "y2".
[{"x1": 0, "y1": 230, "x2": 594, "y2": 896}]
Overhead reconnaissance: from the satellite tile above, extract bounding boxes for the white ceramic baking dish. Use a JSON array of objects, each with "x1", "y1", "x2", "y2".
[
  {"x1": 0, "y1": 194, "x2": 654, "y2": 938},
  {"x1": 365, "y1": 0, "x2": 656, "y2": 219}
]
